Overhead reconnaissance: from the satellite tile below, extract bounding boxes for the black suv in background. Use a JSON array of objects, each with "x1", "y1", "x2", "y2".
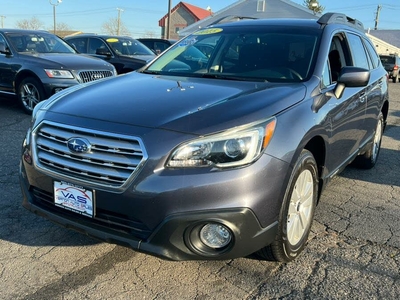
[
  {"x1": 137, "y1": 38, "x2": 177, "y2": 55},
  {"x1": 0, "y1": 29, "x2": 116, "y2": 114},
  {"x1": 379, "y1": 54, "x2": 400, "y2": 82},
  {"x1": 21, "y1": 13, "x2": 389, "y2": 263},
  {"x1": 64, "y1": 34, "x2": 156, "y2": 74}
]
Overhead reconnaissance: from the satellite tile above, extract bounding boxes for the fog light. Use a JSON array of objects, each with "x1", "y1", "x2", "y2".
[{"x1": 200, "y1": 223, "x2": 232, "y2": 249}]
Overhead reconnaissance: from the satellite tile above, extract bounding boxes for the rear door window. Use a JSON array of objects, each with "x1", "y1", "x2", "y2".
[
  {"x1": 363, "y1": 38, "x2": 379, "y2": 69},
  {"x1": 346, "y1": 33, "x2": 369, "y2": 69}
]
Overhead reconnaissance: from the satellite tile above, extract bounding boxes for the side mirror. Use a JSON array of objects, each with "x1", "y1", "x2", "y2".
[
  {"x1": 334, "y1": 66, "x2": 370, "y2": 98},
  {"x1": 314, "y1": 67, "x2": 370, "y2": 113},
  {"x1": 338, "y1": 66, "x2": 370, "y2": 87},
  {"x1": 96, "y1": 48, "x2": 111, "y2": 56}
]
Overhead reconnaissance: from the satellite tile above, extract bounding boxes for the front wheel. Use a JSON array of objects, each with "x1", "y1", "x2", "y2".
[
  {"x1": 257, "y1": 150, "x2": 318, "y2": 262},
  {"x1": 352, "y1": 112, "x2": 384, "y2": 169},
  {"x1": 18, "y1": 77, "x2": 45, "y2": 114}
]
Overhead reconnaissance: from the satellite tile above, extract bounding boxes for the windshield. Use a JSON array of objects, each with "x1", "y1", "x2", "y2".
[
  {"x1": 6, "y1": 32, "x2": 75, "y2": 54},
  {"x1": 105, "y1": 37, "x2": 154, "y2": 56},
  {"x1": 144, "y1": 26, "x2": 321, "y2": 82}
]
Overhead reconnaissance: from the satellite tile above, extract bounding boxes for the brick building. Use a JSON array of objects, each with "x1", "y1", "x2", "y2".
[{"x1": 158, "y1": 2, "x2": 212, "y2": 39}]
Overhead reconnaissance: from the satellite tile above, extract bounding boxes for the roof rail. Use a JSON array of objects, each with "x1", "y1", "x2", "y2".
[
  {"x1": 317, "y1": 13, "x2": 364, "y2": 31},
  {"x1": 208, "y1": 15, "x2": 257, "y2": 26}
]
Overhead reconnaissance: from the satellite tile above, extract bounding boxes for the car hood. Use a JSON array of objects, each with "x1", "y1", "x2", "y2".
[
  {"x1": 21, "y1": 53, "x2": 114, "y2": 69},
  {"x1": 44, "y1": 72, "x2": 306, "y2": 135}
]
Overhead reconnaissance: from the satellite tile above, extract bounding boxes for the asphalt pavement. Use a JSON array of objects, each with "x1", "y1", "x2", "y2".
[{"x1": 0, "y1": 83, "x2": 399, "y2": 300}]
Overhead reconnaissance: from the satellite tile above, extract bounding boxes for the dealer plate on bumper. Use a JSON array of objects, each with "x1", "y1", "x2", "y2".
[{"x1": 54, "y1": 181, "x2": 94, "y2": 218}]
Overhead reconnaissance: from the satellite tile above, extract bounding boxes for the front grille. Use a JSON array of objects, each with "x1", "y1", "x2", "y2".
[
  {"x1": 32, "y1": 187, "x2": 152, "y2": 240},
  {"x1": 33, "y1": 121, "x2": 147, "y2": 190},
  {"x1": 78, "y1": 70, "x2": 114, "y2": 83}
]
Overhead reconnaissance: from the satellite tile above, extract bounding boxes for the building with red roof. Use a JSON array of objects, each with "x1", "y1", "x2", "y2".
[{"x1": 158, "y1": 2, "x2": 212, "y2": 39}]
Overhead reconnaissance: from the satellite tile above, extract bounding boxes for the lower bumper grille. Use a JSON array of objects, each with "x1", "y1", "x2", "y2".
[{"x1": 32, "y1": 187, "x2": 152, "y2": 240}]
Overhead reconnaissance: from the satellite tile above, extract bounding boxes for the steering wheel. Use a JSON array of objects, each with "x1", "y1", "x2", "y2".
[
  {"x1": 269, "y1": 67, "x2": 303, "y2": 81},
  {"x1": 287, "y1": 68, "x2": 303, "y2": 80}
]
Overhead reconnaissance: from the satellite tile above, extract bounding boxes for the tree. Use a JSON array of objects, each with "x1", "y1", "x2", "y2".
[
  {"x1": 143, "y1": 30, "x2": 157, "y2": 38},
  {"x1": 303, "y1": 0, "x2": 324, "y2": 15},
  {"x1": 101, "y1": 17, "x2": 131, "y2": 36},
  {"x1": 53, "y1": 22, "x2": 71, "y2": 32},
  {"x1": 47, "y1": 22, "x2": 71, "y2": 34},
  {"x1": 16, "y1": 16, "x2": 44, "y2": 30}
]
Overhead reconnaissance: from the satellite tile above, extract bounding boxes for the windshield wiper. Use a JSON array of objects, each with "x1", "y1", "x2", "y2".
[
  {"x1": 141, "y1": 70, "x2": 161, "y2": 75},
  {"x1": 201, "y1": 73, "x2": 267, "y2": 82}
]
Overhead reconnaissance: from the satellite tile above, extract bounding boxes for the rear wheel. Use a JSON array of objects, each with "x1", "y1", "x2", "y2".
[
  {"x1": 393, "y1": 73, "x2": 399, "y2": 83},
  {"x1": 353, "y1": 112, "x2": 384, "y2": 169},
  {"x1": 18, "y1": 77, "x2": 45, "y2": 114},
  {"x1": 257, "y1": 150, "x2": 318, "y2": 262}
]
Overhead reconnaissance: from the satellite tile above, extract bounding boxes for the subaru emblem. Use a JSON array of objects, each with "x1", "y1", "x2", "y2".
[{"x1": 67, "y1": 138, "x2": 91, "y2": 153}]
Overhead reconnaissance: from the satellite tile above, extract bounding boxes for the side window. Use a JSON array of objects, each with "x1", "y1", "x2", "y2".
[
  {"x1": 363, "y1": 37, "x2": 379, "y2": 69},
  {"x1": 346, "y1": 33, "x2": 369, "y2": 70},
  {"x1": 0, "y1": 34, "x2": 10, "y2": 56},
  {"x1": 68, "y1": 38, "x2": 87, "y2": 53},
  {"x1": 328, "y1": 37, "x2": 344, "y2": 83},
  {"x1": 154, "y1": 41, "x2": 169, "y2": 53},
  {"x1": 8, "y1": 35, "x2": 25, "y2": 52},
  {"x1": 88, "y1": 38, "x2": 107, "y2": 54},
  {"x1": 0, "y1": 34, "x2": 7, "y2": 52},
  {"x1": 321, "y1": 59, "x2": 331, "y2": 88}
]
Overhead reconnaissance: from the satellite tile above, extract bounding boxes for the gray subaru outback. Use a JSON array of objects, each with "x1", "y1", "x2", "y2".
[{"x1": 20, "y1": 13, "x2": 389, "y2": 262}]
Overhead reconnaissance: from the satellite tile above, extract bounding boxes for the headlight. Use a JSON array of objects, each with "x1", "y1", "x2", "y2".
[
  {"x1": 167, "y1": 117, "x2": 276, "y2": 168},
  {"x1": 44, "y1": 69, "x2": 74, "y2": 79}
]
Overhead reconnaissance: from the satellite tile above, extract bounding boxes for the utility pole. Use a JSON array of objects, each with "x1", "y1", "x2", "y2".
[
  {"x1": 0, "y1": 15, "x2": 5, "y2": 28},
  {"x1": 374, "y1": 4, "x2": 382, "y2": 30},
  {"x1": 167, "y1": 0, "x2": 171, "y2": 39},
  {"x1": 49, "y1": 0, "x2": 62, "y2": 35},
  {"x1": 117, "y1": 8, "x2": 124, "y2": 35}
]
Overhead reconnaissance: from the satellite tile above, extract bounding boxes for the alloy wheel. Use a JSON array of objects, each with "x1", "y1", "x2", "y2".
[{"x1": 287, "y1": 169, "x2": 314, "y2": 246}]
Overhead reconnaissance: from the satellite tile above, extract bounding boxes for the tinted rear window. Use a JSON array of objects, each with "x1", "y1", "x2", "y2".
[{"x1": 380, "y1": 56, "x2": 395, "y2": 64}]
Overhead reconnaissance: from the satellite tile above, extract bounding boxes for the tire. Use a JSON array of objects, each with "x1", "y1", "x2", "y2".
[
  {"x1": 257, "y1": 149, "x2": 318, "y2": 262},
  {"x1": 352, "y1": 112, "x2": 384, "y2": 169},
  {"x1": 392, "y1": 74, "x2": 398, "y2": 83},
  {"x1": 18, "y1": 77, "x2": 45, "y2": 115}
]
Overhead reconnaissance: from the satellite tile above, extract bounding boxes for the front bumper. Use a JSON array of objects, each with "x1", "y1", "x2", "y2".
[
  {"x1": 20, "y1": 168, "x2": 278, "y2": 260},
  {"x1": 42, "y1": 80, "x2": 79, "y2": 98}
]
